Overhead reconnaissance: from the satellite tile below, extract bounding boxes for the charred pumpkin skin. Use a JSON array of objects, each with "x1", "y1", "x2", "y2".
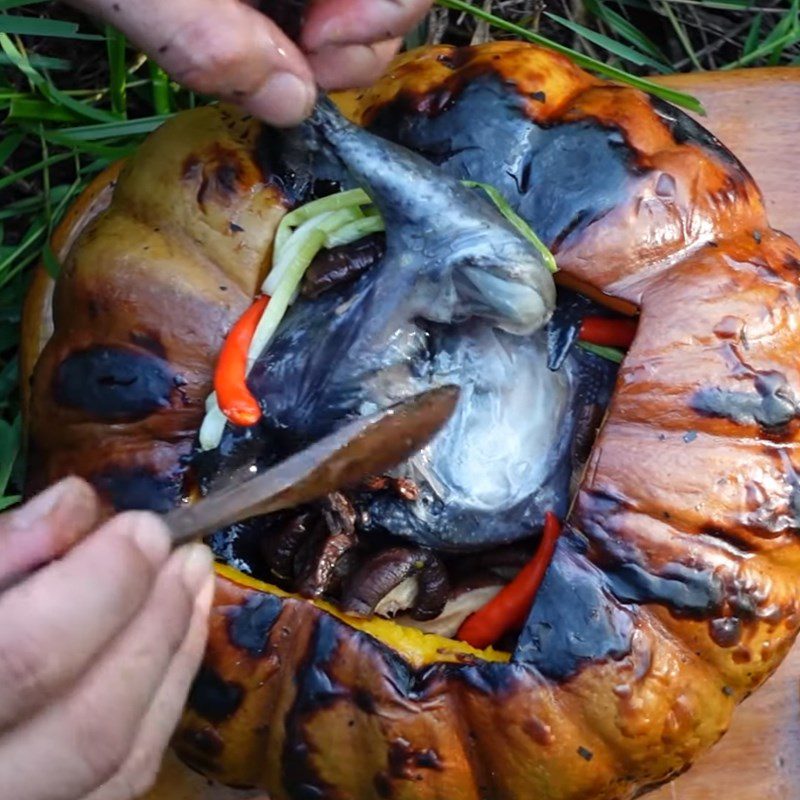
[
  {"x1": 25, "y1": 106, "x2": 287, "y2": 507},
  {"x1": 22, "y1": 43, "x2": 800, "y2": 800},
  {"x1": 20, "y1": 160, "x2": 125, "y2": 420}
]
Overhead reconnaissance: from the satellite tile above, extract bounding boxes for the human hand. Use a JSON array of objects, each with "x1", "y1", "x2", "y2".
[
  {"x1": 69, "y1": 0, "x2": 433, "y2": 126},
  {"x1": 0, "y1": 478, "x2": 215, "y2": 800}
]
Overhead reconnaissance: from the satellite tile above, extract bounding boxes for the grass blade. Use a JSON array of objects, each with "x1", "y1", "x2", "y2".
[
  {"x1": 51, "y1": 115, "x2": 172, "y2": 141},
  {"x1": 435, "y1": 0, "x2": 705, "y2": 114},
  {"x1": 7, "y1": 96, "x2": 83, "y2": 123},
  {"x1": 148, "y1": 60, "x2": 172, "y2": 115},
  {"x1": 584, "y1": 0, "x2": 669, "y2": 64},
  {"x1": 41, "y1": 242, "x2": 60, "y2": 278},
  {"x1": 743, "y1": 13, "x2": 763, "y2": 57},
  {"x1": 0, "y1": 151, "x2": 73, "y2": 193},
  {"x1": 0, "y1": 52, "x2": 70, "y2": 70},
  {"x1": 0, "y1": 131, "x2": 23, "y2": 168},
  {"x1": 0, "y1": 14, "x2": 102, "y2": 39},
  {"x1": 659, "y1": 0, "x2": 703, "y2": 70},
  {"x1": 106, "y1": 25, "x2": 128, "y2": 116},
  {"x1": 0, "y1": 416, "x2": 20, "y2": 500},
  {"x1": 37, "y1": 128, "x2": 139, "y2": 157},
  {"x1": 0, "y1": 0, "x2": 50, "y2": 9},
  {"x1": 544, "y1": 11, "x2": 670, "y2": 72},
  {"x1": 1, "y1": 33, "x2": 120, "y2": 123},
  {"x1": 724, "y1": 5, "x2": 800, "y2": 68}
]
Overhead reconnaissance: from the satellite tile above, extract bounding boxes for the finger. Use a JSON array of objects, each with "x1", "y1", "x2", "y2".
[
  {"x1": 0, "y1": 477, "x2": 100, "y2": 591},
  {"x1": 0, "y1": 543, "x2": 213, "y2": 800},
  {"x1": 76, "y1": 0, "x2": 316, "y2": 126},
  {"x1": 0, "y1": 510, "x2": 171, "y2": 729},
  {"x1": 82, "y1": 574, "x2": 215, "y2": 800},
  {"x1": 309, "y1": 38, "x2": 402, "y2": 90},
  {"x1": 303, "y1": 0, "x2": 432, "y2": 50}
]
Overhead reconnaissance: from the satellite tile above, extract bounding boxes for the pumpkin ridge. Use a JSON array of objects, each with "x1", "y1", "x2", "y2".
[{"x1": 22, "y1": 42, "x2": 800, "y2": 800}]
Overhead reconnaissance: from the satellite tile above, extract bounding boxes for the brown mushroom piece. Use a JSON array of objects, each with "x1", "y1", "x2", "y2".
[
  {"x1": 296, "y1": 493, "x2": 359, "y2": 597},
  {"x1": 261, "y1": 493, "x2": 360, "y2": 598},
  {"x1": 300, "y1": 233, "x2": 386, "y2": 299},
  {"x1": 261, "y1": 511, "x2": 314, "y2": 581},
  {"x1": 342, "y1": 547, "x2": 450, "y2": 621}
]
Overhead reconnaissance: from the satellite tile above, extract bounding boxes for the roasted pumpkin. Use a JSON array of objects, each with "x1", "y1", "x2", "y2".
[{"x1": 22, "y1": 43, "x2": 800, "y2": 799}]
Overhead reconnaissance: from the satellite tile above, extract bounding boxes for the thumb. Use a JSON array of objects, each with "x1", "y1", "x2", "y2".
[
  {"x1": 0, "y1": 477, "x2": 100, "y2": 591},
  {"x1": 73, "y1": 0, "x2": 317, "y2": 126}
]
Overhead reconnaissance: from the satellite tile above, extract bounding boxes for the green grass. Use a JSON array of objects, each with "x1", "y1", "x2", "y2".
[
  {"x1": 1, "y1": 0, "x2": 798, "y2": 506},
  {"x1": 432, "y1": 1, "x2": 800, "y2": 72},
  {"x1": 0, "y1": 3, "x2": 199, "y2": 504}
]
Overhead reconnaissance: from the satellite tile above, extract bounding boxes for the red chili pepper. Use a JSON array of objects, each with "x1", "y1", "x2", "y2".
[
  {"x1": 578, "y1": 316, "x2": 637, "y2": 348},
  {"x1": 214, "y1": 294, "x2": 270, "y2": 426},
  {"x1": 457, "y1": 512, "x2": 562, "y2": 650}
]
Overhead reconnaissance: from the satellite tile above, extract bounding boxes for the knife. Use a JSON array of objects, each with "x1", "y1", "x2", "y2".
[{"x1": 162, "y1": 385, "x2": 460, "y2": 545}]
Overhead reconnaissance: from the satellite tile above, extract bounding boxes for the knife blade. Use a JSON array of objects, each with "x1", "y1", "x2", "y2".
[{"x1": 162, "y1": 385, "x2": 460, "y2": 546}]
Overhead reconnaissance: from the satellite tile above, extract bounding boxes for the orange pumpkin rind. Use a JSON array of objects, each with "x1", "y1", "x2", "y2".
[{"x1": 22, "y1": 44, "x2": 800, "y2": 799}]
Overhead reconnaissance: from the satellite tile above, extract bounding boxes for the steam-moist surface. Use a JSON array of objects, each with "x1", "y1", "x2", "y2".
[
  {"x1": 210, "y1": 99, "x2": 603, "y2": 550},
  {"x1": 185, "y1": 47, "x2": 800, "y2": 796},
  {"x1": 411, "y1": 328, "x2": 570, "y2": 512},
  {"x1": 239, "y1": 278, "x2": 595, "y2": 548},
  {"x1": 23, "y1": 41, "x2": 800, "y2": 800}
]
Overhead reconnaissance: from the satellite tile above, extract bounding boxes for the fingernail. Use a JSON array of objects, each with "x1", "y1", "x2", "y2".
[
  {"x1": 180, "y1": 544, "x2": 214, "y2": 594},
  {"x1": 307, "y1": 19, "x2": 347, "y2": 49},
  {"x1": 195, "y1": 574, "x2": 216, "y2": 613},
  {"x1": 125, "y1": 512, "x2": 172, "y2": 568},
  {"x1": 248, "y1": 72, "x2": 316, "y2": 127}
]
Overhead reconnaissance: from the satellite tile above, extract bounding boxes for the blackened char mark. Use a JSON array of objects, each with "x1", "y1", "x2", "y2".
[
  {"x1": 53, "y1": 345, "x2": 175, "y2": 421},
  {"x1": 282, "y1": 615, "x2": 348, "y2": 800},
  {"x1": 581, "y1": 491, "x2": 725, "y2": 616},
  {"x1": 709, "y1": 617, "x2": 743, "y2": 648},
  {"x1": 546, "y1": 289, "x2": 591, "y2": 370},
  {"x1": 514, "y1": 534, "x2": 635, "y2": 679},
  {"x1": 374, "y1": 773, "x2": 392, "y2": 798},
  {"x1": 581, "y1": 491, "x2": 768, "y2": 622},
  {"x1": 784, "y1": 251, "x2": 800, "y2": 271},
  {"x1": 279, "y1": 613, "x2": 443, "y2": 798},
  {"x1": 181, "y1": 727, "x2": 224, "y2": 758},
  {"x1": 605, "y1": 558, "x2": 725, "y2": 615},
  {"x1": 758, "y1": 446, "x2": 800, "y2": 534},
  {"x1": 257, "y1": 126, "x2": 313, "y2": 205},
  {"x1": 387, "y1": 738, "x2": 444, "y2": 778},
  {"x1": 187, "y1": 664, "x2": 245, "y2": 723},
  {"x1": 173, "y1": 741, "x2": 220, "y2": 779},
  {"x1": 436, "y1": 48, "x2": 475, "y2": 71},
  {"x1": 257, "y1": 124, "x2": 351, "y2": 206},
  {"x1": 451, "y1": 658, "x2": 538, "y2": 697},
  {"x1": 93, "y1": 465, "x2": 182, "y2": 513},
  {"x1": 184, "y1": 144, "x2": 250, "y2": 211},
  {"x1": 691, "y1": 372, "x2": 798, "y2": 430},
  {"x1": 228, "y1": 592, "x2": 283, "y2": 657},
  {"x1": 373, "y1": 737, "x2": 444, "y2": 797},
  {"x1": 650, "y1": 96, "x2": 746, "y2": 172},
  {"x1": 547, "y1": 288, "x2": 610, "y2": 369},
  {"x1": 366, "y1": 76, "x2": 639, "y2": 252}
]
